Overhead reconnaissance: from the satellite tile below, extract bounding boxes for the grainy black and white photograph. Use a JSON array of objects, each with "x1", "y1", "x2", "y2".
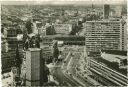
[{"x1": 1, "y1": 0, "x2": 127, "y2": 86}]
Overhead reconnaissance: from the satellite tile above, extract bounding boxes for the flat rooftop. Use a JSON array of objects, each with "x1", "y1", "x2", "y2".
[{"x1": 101, "y1": 50, "x2": 127, "y2": 56}]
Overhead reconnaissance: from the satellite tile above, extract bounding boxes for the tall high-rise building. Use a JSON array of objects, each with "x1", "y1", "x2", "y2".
[
  {"x1": 25, "y1": 48, "x2": 44, "y2": 86},
  {"x1": 103, "y1": 4, "x2": 110, "y2": 19},
  {"x1": 83, "y1": 20, "x2": 127, "y2": 52}
]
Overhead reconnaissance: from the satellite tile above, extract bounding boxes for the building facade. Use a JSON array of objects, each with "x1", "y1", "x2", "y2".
[
  {"x1": 41, "y1": 36, "x2": 54, "y2": 46},
  {"x1": 40, "y1": 45, "x2": 53, "y2": 62},
  {"x1": 25, "y1": 48, "x2": 44, "y2": 86},
  {"x1": 83, "y1": 20, "x2": 127, "y2": 52},
  {"x1": 54, "y1": 24, "x2": 72, "y2": 35}
]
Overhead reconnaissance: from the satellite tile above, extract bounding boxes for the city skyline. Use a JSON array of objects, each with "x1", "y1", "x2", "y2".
[{"x1": 1, "y1": 0, "x2": 126, "y2": 5}]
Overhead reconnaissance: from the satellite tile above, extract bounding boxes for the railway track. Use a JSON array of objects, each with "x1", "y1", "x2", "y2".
[{"x1": 90, "y1": 59, "x2": 128, "y2": 86}]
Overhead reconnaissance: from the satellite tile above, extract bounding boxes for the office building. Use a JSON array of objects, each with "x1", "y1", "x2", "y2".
[
  {"x1": 25, "y1": 48, "x2": 43, "y2": 86},
  {"x1": 83, "y1": 20, "x2": 127, "y2": 52},
  {"x1": 103, "y1": 4, "x2": 110, "y2": 19}
]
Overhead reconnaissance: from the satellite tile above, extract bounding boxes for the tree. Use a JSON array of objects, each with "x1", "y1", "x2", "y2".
[
  {"x1": 46, "y1": 25, "x2": 56, "y2": 35},
  {"x1": 35, "y1": 35, "x2": 40, "y2": 48},
  {"x1": 53, "y1": 41, "x2": 59, "y2": 62},
  {"x1": 23, "y1": 31, "x2": 29, "y2": 50},
  {"x1": 15, "y1": 42, "x2": 22, "y2": 67},
  {"x1": 25, "y1": 20, "x2": 33, "y2": 34},
  {"x1": 14, "y1": 42, "x2": 22, "y2": 76},
  {"x1": 70, "y1": 22, "x2": 83, "y2": 35},
  {"x1": 70, "y1": 23, "x2": 78, "y2": 35}
]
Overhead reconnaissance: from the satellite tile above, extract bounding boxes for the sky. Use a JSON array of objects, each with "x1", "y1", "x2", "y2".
[{"x1": 1, "y1": 0, "x2": 127, "y2": 5}]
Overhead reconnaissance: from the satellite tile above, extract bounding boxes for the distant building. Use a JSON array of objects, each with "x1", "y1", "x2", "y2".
[
  {"x1": 68, "y1": 17, "x2": 79, "y2": 24},
  {"x1": 83, "y1": 20, "x2": 127, "y2": 52},
  {"x1": 32, "y1": 22, "x2": 38, "y2": 34},
  {"x1": 1, "y1": 39, "x2": 8, "y2": 53},
  {"x1": 41, "y1": 36, "x2": 54, "y2": 46},
  {"x1": 2, "y1": 34, "x2": 8, "y2": 53},
  {"x1": 109, "y1": 6, "x2": 123, "y2": 18},
  {"x1": 54, "y1": 35, "x2": 85, "y2": 45},
  {"x1": 103, "y1": 4, "x2": 110, "y2": 19},
  {"x1": 114, "y1": 6, "x2": 122, "y2": 17},
  {"x1": 40, "y1": 45, "x2": 53, "y2": 62},
  {"x1": 54, "y1": 24, "x2": 72, "y2": 35},
  {"x1": 2, "y1": 27, "x2": 8, "y2": 38},
  {"x1": 38, "y1": 26, "x2": 46, "y2": 36},
  {"x1": 7, "y1": 37, "x2": 18, "y2": 51},
  {"x1": 7, "y1": 28, "x2": 17, "y2": 37}
]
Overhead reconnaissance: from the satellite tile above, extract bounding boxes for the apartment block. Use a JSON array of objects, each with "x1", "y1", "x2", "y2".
[{"x1": 83, "y1": 20, "x2": 127, "y2": 52}]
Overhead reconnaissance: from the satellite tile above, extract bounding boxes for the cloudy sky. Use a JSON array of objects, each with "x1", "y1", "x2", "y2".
[{"x1": 1, "y1": 0, "x2": 126, "y2": 5}]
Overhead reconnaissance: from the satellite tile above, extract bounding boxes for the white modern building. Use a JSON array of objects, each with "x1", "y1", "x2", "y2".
[{"x1": 83, "y1": 20, "x2": 127, "y2": 52}]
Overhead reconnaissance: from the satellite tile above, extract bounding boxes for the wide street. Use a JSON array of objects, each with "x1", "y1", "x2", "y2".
[{"x1": 51, "y1": 51, "x2": 92, "y2": 86}]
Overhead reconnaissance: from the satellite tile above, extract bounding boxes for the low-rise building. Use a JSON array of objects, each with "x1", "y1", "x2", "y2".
[
  {"x1": 41, "y1": 36, "x2": 54, "y2": 46},
  {"x1": 101, "y1": 50, "x2": 127, "y2": 69},
  {"x1": 40, "y1": 45, "x2": 53, "y2": 62}
]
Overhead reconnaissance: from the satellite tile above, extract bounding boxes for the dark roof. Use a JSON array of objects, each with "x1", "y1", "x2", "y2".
[{"x1": 101, "y1": 50, "x2": 127, "y2": 56}]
